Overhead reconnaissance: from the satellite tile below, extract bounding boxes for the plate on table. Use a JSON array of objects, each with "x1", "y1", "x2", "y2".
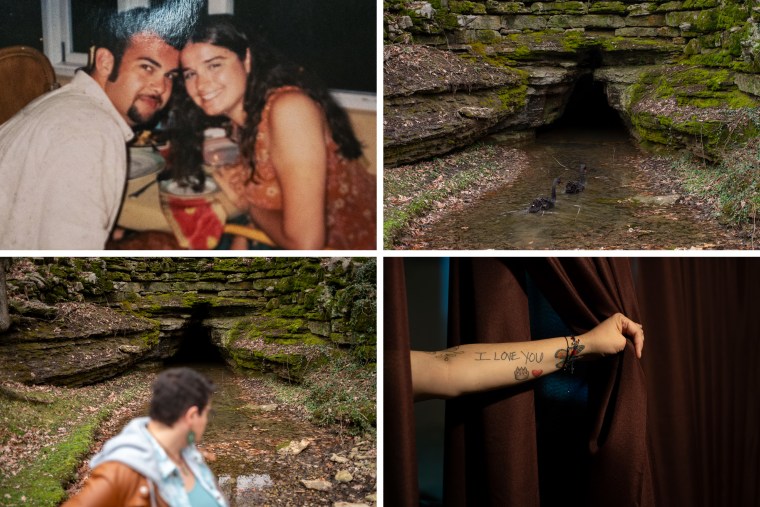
[{"x1": 128, "y1": 148, "x2": 165, "y2": 180}]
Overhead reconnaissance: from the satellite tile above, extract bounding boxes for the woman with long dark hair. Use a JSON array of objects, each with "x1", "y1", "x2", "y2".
[{"x1": 168, "y1": 15, "x2": 375, "y2": 250}]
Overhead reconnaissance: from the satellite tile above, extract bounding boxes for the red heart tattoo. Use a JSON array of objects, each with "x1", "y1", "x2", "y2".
[{"x1": 532, "y1": 369, "x2": 543, "y2": 378}]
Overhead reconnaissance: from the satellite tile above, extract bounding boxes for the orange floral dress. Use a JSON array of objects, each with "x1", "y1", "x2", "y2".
[{"x1": 226, "y1": 86, "x2": 376, "y2": 249}]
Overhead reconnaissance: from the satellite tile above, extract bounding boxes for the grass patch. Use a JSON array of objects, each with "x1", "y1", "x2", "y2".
[
  {"x1": 263, "y1": 351, "x2": 376, "y2": 436},
  {"x1": 677, "y1": 137, "x2": 760, "y2": 227},
  {"x1": 384, "y1": 143, "x2": 523, "y2": 248},
  {"x1": 0, "y1": 374, "x2": 149, "y2": 506}
]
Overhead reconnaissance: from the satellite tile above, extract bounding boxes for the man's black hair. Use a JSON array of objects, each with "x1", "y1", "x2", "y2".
[{"x1": 84, "y1": 1, "x2": 202, "y2": 81}]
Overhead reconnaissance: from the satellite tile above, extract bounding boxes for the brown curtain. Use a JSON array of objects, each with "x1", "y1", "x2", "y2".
[
  {"x1": 444, "y1": 258, "x2": 654, "y2": 507},
  {"x1": 636, "y1": 258, "x2": 760, "y2": 507},
  {"x1": 384, "y1": 258, "x2": 419, "y2": 506},
  {"x1": 385, "y1": 257, "x2": 759, "y2": 506},
  {"x1": 444, "y1": 258, "x2": 537, "y2": 506}
]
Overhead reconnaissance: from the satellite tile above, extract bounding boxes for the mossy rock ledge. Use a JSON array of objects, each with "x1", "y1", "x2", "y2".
[
  {"x1": 384, "y1": 0, "x2": 760, "y2": 166},
  {"x1": 0, "y1": 258, "x2": 376, "y2": 386}
]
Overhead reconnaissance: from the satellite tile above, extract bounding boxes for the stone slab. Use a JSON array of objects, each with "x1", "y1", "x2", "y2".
[{"x1": 735, "y1": 73, "x2": 760, "y2": 97}]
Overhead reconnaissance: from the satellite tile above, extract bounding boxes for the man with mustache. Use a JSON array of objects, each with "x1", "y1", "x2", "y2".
[{"x1": 0, "y1": 7, "x2": 183, "y2": 249}]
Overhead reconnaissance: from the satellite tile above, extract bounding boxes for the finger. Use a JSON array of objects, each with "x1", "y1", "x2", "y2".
[{"x1": 619, "y1": 315, "x2": 645, "y2": 358}]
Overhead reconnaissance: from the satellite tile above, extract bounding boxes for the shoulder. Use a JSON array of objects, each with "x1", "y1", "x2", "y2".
[
  {"x1": 266, "y1": 88, "x2": 323, "y2": 127},
  {"x1": 91, "y1": 461, "x2": 145, "y2": 483},
  {"x1": 21, "y1": 94, "x2": 121, "y2": 143},
  {"x1": 62, "y1": 462, "x2": 157, "y2": 507},
  {"x1": 93, "y1": 462, "x2": 167, "y2": 506}
]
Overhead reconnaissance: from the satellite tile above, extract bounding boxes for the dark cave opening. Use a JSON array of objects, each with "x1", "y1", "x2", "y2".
[
  {"x1": 165, "y1": 304, "x2": 226, "y2": 365},
  {"x1": 166, "y1": 324, "x2": 225, "y2": 364},
  {"x1": 541, "y1": 72, "x2": 626, "y2": 132}
]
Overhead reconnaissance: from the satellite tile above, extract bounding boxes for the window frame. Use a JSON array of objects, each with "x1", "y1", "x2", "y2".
[
  {"x1": 41, "y1": 0, "x2": 234, "y2": 76},
  {"x1": 39, "y1": 0, "x2": 375, "y2": 108}
]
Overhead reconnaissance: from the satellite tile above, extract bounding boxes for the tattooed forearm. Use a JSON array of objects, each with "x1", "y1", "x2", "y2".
[
  {"x1": 427, "y1": 346, "x2": 465, "y2": 361},
  {"x1": 514, "y1": 366, "x2": 544, "y2": 380},
  {"x1": 554, "y1": 337, "x2": 585, "y2": 370},
  {"x1": 474, "y1": 351, "x2": 544, "y2": 364}
]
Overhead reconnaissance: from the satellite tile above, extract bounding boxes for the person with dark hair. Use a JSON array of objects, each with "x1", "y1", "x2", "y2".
[
  {"x1": 62, "y1": 367, "x2": 227, "y2": 506},
  {"x1": 0, "y1": 7, "x2": 186, "y2": 249},
  {"x1": 169, "y1": 15, "x2": 376, "y2": 250}
]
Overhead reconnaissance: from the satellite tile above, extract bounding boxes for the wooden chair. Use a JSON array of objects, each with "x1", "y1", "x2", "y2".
[{"x1": 0, "y1": 46, "x2": 59, "y2": 125}]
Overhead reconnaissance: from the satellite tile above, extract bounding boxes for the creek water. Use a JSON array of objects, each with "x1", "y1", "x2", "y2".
[{"x1": 415, "y1": 126, "x2": 734, "y2": 249}]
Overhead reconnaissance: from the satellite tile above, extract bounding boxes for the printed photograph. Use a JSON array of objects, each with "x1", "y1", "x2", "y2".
[
  {"x1": 385, "y1": 257, "x2": 758, "y2": 506},
  {"x1": 1, "y1": 0, "x2": 376, "y2": 250},
  {"x1": 0, "y1": 257, "x2": 376, "y2": 505},
  {"x1": 383, "y1": 1, "x2": 759, "y2": 250}
]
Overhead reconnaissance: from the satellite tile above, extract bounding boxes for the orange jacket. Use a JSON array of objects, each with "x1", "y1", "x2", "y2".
[{"x1": 61, "y1": 462, "x2": 169, "y2": 507}]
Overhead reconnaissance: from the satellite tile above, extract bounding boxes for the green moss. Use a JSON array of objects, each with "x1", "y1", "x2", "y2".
[
  {"x1": 352, "y1": 344, "x2": 377, "y2": 363},
  {"x1": 631, "y1": 112, "x2": 674, "y2": 145},
  {"x1": 141, "y1": 328, "x2": 160, "y2": 348},
  {"x1": 715, "y1": 4, "x2": 749, "y2": 30},
  {"x1": 450, "y1": 1, "x2": 487, "y2": 14},
  {"x1": 681, "y1": 0, "x2": 718, "y2": 8},
  {"x1": 684, "y1": 50, "x2": 735, "y2": 68},
  {"x1": 384, "y1": 143, "x2": 524, "y2": 248},
  {"x1": 645, "y1": 67, "x2": 759, "y2": 109},
  {"x1": 228, "y1": 345, "x2": 318, "y2": 382},
  {"x1": 667, "y1": 5, "x2": 748, "y2": 33},
  {"x1": 467, "y1": 41, "x2": 518, "y2": 66},
  {"x1": 434, "y1": 11, "x2": 460, "y2": 30},
  {"x1": 589, "y1": 1, "x2": 627, "y2": 14},
  {"x1": 223, "y1": 320, "x2": 246, "y2": 348},
  {"x1": 495, "y1": 82, "x2": 529, "y2": 113},
  {"x1": 107, "y1": 271, "x2": 132, "y2": 282},
  {"x1": 231, "y1": 316, "x2": 335, "y2": 346},
  {"x1": 231, "y1": 348, "x2": 305, "y2": 370},
  {"x1": 0, "y1": 376, "x2": 145, "y2": 506},
  {"x1": 725, "y1": 24, "x2": 751, "y2": 58},
  {"x1": 540, "y1": 1, "x2": 587, "y2": 13},
  {"x1": 512, "y1": 45, "x2": 533, "y2": 59},
  {"x1": 629, "y1": 64, "x2": 760, "y2": 157},
  {"x1": 561, "y1": 30, "x2": 589, "y2": 51},
  {"x1": 476, "y1": 29, "x2": 501, "y2": 43},
  {"x1": 600, "y1": 36, "x2": 671, "y2": 52},
  {"x1": 266, "y1": 335, "x2": 328, "y2": 346},
  {"x1": 486, "y1": 1, "x2": 523, "y2": 14}
]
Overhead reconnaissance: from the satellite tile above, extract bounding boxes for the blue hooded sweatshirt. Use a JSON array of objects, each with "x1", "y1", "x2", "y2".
[{"x1": 90, "y1": 417, "x2": 227, "y2": 507}]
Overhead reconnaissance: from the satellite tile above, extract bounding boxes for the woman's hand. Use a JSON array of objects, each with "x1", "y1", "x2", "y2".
[
  {"x1": 579, "y1": 313, "x2": 645, "y2": 359},
  {"x1": 212, "y1": 163, "x2": 250, "y2": 212}
]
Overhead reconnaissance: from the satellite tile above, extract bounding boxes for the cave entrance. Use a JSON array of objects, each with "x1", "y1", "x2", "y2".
[
  {"x1": 165, "y1": 304, "x2": 226, "y2": 365},
  {"x1": 166, "y1": 323, "x2": 225, "y2": 364},
  {"x1": 540, "y1": 73, "x2": 625, "y2": 133}
]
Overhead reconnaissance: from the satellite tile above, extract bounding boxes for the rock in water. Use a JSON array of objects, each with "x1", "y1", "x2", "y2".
[
  {"x1": 301, "y1": 479, "x2": 332, "y2": 491},
  {"x1": 334, "y1": 470, "x2": 353, "y2": 483}
]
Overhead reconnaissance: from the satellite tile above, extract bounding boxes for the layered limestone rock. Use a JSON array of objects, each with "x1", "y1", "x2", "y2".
[
  {"x1": 384, "y1": 0, "x2": 760, "y2": 166},
  {"x1": 0, "y1": 258, "x2": 376, "y2": 386},
  {"x1": 384, "y1": 44, "x2": 528, "y2": 166}
]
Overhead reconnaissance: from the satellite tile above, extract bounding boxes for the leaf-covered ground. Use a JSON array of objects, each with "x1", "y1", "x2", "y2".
[
  {"x1": 384, "y1": 143, "x2": 528, "y2": 248},
  {"x1": 1, "y1": 364, "x2": 376, "y2": 507},
  {"x1": 0, "y1": 371, "x2": 152, "y2": 506}
]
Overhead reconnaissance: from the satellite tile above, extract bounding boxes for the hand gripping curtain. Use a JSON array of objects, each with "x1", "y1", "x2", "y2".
[{"x1": 444, "y1": 258, "x2": 654, "y2": 507}]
